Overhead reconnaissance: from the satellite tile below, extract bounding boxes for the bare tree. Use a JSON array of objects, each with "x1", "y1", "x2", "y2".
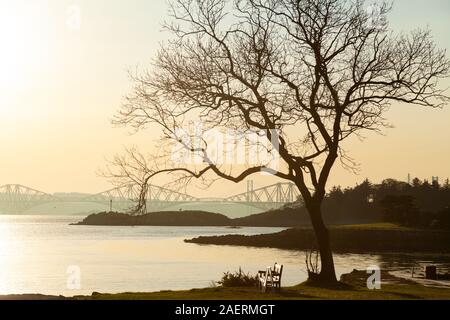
[
  {"x1": 112, "y1": 0, "x2": 449, "y2": 284},
  {"x1": 102, "y1": 147, "x2": 153, "y2": 215}
]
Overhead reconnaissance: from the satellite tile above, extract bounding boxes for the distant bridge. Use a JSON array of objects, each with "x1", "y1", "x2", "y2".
[{"x1": 0, "y1": 182, "x2": 300, "y2": 215}]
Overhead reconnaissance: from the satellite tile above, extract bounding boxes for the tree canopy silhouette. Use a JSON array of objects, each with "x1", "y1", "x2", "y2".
[{"x1": 112, "y1": 0, "x2": 450, "y2": 284}]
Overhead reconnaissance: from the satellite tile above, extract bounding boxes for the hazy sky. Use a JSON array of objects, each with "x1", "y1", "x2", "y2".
[{"x1": 0, "y1": 0, "x2": 449, "y2": 197}]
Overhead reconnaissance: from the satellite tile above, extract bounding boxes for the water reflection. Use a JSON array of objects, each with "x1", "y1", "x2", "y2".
[{"x1": 0, "y1": 215, "x2": 448, "y2": 296}]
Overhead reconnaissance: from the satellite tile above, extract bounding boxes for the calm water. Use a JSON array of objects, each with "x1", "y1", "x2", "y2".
[{"x1": 0, "y1": 215, "x2": 449, "y2": 296}]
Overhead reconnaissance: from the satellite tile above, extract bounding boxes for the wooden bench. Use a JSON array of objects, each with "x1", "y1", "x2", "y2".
[{"x1": 257, "y1": 263, "x2": 283, "y2": 292}]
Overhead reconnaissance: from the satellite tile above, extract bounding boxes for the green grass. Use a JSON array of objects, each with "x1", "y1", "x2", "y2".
[
  {"x1": 75, "y1": 282, "x2": 450, "y2": 300},
  {"x1": 331, "y1": 223, "x2": 417, "y2": 231}
]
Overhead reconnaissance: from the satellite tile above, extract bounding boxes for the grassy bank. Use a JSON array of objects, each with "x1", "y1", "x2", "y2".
[
  {"x1": 185, "y1": 223, "x2": 450, "y2": 253},
  {"x1": 76, "y1": 270, "x2": 450, "y2": 300},
  {"x1": 75, "y1": 284, "x2": 450, "y2": 300},
  {"x1": 6, "y1": 285, "x2": 449, "y2": 300},
  {"x1": 2, "y1": 270, "x2": 449, "y2": 300}
]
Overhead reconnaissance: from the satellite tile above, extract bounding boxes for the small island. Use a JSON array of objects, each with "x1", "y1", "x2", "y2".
[
  {"x1": 73, "y1": 211, "x2": 234, "y2": 226},
  {"x1": 72, "y1": 207, "x2": 314, "y2": 227}
]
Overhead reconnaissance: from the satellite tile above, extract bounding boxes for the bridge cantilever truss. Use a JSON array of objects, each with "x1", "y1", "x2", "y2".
[
  {"x1": 224, "y1": 182, "x2": 299, "y2": 210},
  {"x1": 84, "y1": 184, "x2": 199, "y2": 212},
  {"x1": 0, "y1": 181, "x2": 299, "y2": 214},
  {"x1": 0, "y1": 184, "x2": 56, "y2": 214}
]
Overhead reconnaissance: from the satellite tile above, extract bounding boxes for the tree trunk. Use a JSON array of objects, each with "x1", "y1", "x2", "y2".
[{"x1": 307, "y1": 203, "x2": 338, "y2": 284}]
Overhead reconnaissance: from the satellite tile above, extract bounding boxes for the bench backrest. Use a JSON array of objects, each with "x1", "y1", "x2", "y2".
[
  {"x1": 274, "y1": 263, "x2": 283, "y2": 274},
  {"x1": 273, "y1": 263, "x2": 283, "y2": 281}
]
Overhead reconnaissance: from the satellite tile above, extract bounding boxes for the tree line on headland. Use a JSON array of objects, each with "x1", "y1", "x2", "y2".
[
  {"x1": 77, "y1": 177, "x2": 450, "y2": 231},
  {"x1": 322, "y1": 177, "x2": 450, "y2": 229}
]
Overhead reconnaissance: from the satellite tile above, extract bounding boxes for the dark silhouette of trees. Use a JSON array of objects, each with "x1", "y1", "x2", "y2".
[
  {"x1": 445, "y1": 179, "x2": 450, "y2": 190},
  {"x1": 111, "y1": 0, "x2": 450, "y2": 284},
  {"x1": 412, "y1": 178, "x2": 422, "y2": 188},
  {"x1": 436, "y1": 208, "x2": 450, "y2": 229},
  {"x1": 380, "y1": 195, "x2": 419, "y2": 226},
  {"x1": 321, "y1": 178, "x2": 450, "y2": 229}
]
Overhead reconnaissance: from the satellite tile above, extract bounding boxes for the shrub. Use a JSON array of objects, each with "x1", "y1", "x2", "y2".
[{"x1": 217, "y1": 268, "x2": 258, "y2": 287}]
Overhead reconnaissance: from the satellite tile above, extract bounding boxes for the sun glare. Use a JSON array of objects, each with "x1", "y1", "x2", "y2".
[{"x1": 0, "y1": 2, "x2": 50, "y2": 113}]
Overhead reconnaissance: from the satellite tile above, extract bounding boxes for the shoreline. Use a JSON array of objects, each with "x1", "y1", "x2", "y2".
[
  {"x1": 185, "y1": 225, "x2": 450, "y2": 254},
  {"x1": 1, "y1": 270, "x2": 449, "y2": 300},
  {"x1": 75, "y1": 212, "x2": 450, "y2": 254}
]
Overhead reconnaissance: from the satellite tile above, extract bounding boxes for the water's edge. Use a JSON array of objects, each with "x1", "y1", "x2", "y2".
[{"x1": 0, "y1": 215, "x2": 449, "y2": 296}]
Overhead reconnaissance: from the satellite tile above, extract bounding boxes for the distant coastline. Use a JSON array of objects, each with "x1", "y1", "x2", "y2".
[
  {"x1": 185, "y1": 224, "x2": 450, "y2": 253},
  {"x1": 73, "y1": 212, "x2": 450, "y2": 253}
]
